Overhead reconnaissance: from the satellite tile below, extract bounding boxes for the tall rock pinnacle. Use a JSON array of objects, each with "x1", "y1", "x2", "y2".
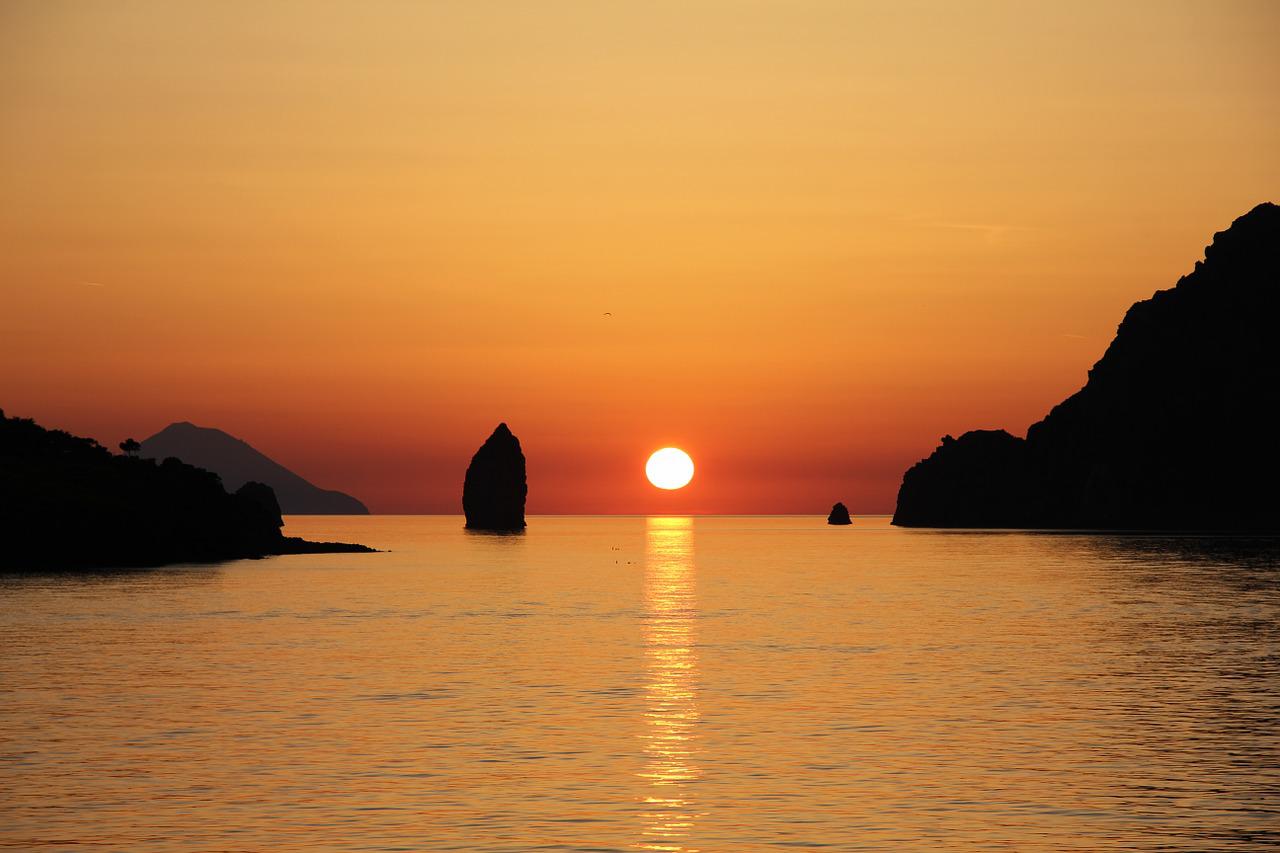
[{"x1": 462, "y1": 423, "x2": 527, "y2": 531}]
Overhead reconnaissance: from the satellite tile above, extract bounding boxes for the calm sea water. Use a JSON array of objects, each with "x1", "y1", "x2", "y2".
[{"x1": 2, "y1": 516, "x2": 1278, "y2": 852}]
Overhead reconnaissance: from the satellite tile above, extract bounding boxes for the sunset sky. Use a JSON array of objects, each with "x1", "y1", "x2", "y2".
[{"x1": 2, "y1": 1, "x2": 1277, "y2": 513}]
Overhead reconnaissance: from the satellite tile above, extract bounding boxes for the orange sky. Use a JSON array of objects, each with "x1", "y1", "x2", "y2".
[{"x1": 2, "y1": 1, "x2": 1278, "y2": 513}]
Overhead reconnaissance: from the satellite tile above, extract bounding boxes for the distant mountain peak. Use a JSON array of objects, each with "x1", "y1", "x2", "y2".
[
  {"x1": 139, "y1": 423, "x2": 369, "y2": 515},
  {"x1": 155, "y1": 421, "x2": 233, "y2": 438}
]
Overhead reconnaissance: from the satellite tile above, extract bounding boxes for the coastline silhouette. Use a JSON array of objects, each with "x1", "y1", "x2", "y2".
[
  {"x1": 894, "y1": 202, "x2": 1280, "y2": 531},
  {"x1": 0, "y1": 410, "x2": 373, "y2": 570}
]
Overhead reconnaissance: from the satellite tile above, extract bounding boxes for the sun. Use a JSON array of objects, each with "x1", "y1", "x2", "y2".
[{"x1": 646, "y1": 447, "x2": 694, "y2": 490}]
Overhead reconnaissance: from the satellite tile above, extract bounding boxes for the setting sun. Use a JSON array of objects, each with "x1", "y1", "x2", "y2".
[{"x1": 645, "y1": 448, "x2": 695, "y2": 490}]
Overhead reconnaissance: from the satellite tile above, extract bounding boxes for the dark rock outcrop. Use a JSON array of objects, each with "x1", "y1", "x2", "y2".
[
  {"x1": 827, "y1": 502, "x2": 852, "y2": 525},
  {"x1": 462, "y1": 423, "x2": 527, "y2": 530},
  {"x1": 0, "y1": 410, "x2": 374, "y2": 570},
  {"x1": 893, "y1": 202, "x2": 1280, "y2": 531},
  {"x1": 895, "y1": 431, "x2": 1029, "y2": 527},
  {"x1": 140, "y1": 422, "x2": 368, "y2": 514}
]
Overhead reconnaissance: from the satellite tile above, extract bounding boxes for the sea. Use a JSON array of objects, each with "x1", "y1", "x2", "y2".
[{"x1": 2, "y1": 515, "x2": 1277, "y2": 851}]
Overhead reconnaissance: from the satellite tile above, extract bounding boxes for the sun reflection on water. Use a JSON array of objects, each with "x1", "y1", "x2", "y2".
[{"x1": 637, "y1": 517, "x2": 702, "y2": 853}]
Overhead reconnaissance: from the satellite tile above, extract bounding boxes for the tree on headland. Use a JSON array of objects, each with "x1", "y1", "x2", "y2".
[{"x1": 119, "y1": 438, "x2": 141, "y2": 457}]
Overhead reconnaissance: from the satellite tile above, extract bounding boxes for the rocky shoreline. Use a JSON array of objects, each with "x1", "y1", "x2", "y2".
[
  {"x1": 0, "y1": 411, "x2": 374, "y2": 570},
  {"x1": 893, "y1": 203, "x2": 1280, "y2": 532}
]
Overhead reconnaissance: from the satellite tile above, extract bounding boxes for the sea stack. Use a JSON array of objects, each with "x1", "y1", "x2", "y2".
[
  {"x1": 462, "y1": 423, "x2": 527, "y2": 531},
  {"x1": 893, "y1": 202, "x2": 1280, "y2": 531},
  {"x1": 827, "y1": 502, "x2": 852, "y2": 525}
]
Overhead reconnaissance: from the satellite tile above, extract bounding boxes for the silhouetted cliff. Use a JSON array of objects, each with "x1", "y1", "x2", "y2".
[
  {"x1": 894, "y1": 202, "x2": 1280, "y2": 531},
  {"x1": 0, "y1": 411, "x2": 373, "y2": 569},
  {"x1": 140, "y1": 422, "x2": 368, "y2": 514},
  {"x1": 463, "y1": 423, "x2": 527, "y2": 530},
  {"x1": 827, "y1": 502, "x2": 852, "y2": 525}
]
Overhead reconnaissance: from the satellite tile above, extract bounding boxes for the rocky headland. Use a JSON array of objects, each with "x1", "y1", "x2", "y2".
[
  {"x1": 893, "y1": 202, "x2": 1280, "y2": 531},
  {"x1": 0, "y1": 411, "x2": 373, "y2": 570}
]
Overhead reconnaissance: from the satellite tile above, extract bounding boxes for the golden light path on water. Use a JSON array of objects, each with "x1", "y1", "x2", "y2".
[{"x1": 639, "y1": 517, "x2": 702, "y2": 853}]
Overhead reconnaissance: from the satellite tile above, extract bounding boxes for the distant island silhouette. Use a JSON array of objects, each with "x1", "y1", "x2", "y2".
[
  {"x1": 828, "y1": 502, "x2": 852, "y2": 525},
  {"x1": 139, "y1": 422, "x2": 368, "y2": 514},
  {"x1": 0, "y1": 411, "x2": 373, "y2": 570},
  {"x1": 463, "y1": 423, "x2": 527, "y2": 531},
  {"x1": 894, "y1": 202, "x2": 1280, "y2": 531}
]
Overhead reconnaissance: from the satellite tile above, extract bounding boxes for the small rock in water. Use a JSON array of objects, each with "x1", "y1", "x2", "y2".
[{"x1": 827, "y1": 502, "x2": 852, "y2": 525}]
